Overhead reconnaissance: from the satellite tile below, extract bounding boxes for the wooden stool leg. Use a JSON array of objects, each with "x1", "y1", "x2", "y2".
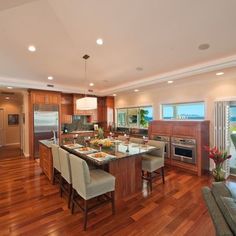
[
  {"x1": 68, "y1": 184, "x2": 72, "y2": 209},
  {"x1": 111, "y1": 191, "x2": 115, "y2": 215},
  {"x1": 161, "y1": 167, "x2": 165, "y2": 184},
  {"x1": 148, "y1": 172, "x2": 152, "y2": 191},
  {"x1": 52, "y1": 168, "x2": 56, "y2": 185},
  {"x1": 71, "y1": 189, "x2": 75, "y2": 214},
  {"x1": 83, "y1": 200, "x2": 88, "y2": 231},
  {"x1": 59, "y1": 175, "x2": 63, "y2": 197}
]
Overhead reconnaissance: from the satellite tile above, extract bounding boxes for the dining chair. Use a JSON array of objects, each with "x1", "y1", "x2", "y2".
[
  {"x1": 117, "y1": 135, "x2": 127, "y2": 141},
  {"x1": 58, "y1": 147, "x2": 72, "y2": 208},
  {"x1": 130, "y1": 137, "x2": 143, "y2": 144},
  {"x1": 69, "y1": 154, "x2": 116, "y2": 230},
  {"x1": 51, "y1": 144, "x2": 61, "y2": 184},
  {"x1": 142, "y1": 140, "x2": 165, "y2": 191}
]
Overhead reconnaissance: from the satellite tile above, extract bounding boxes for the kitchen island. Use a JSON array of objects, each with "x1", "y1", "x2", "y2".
[{"x1": 62, "y1": 141, "x2": 156, "y2": 200}]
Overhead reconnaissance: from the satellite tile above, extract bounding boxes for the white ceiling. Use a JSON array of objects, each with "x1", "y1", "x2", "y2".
[{"x1": 0, "y1": 0, "x2": 236, "y2": 95}]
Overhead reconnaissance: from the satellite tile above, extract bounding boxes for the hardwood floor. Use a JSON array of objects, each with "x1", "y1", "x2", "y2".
[{"x1": 0, "y1": 148, "x2": 216, "y2": 236}]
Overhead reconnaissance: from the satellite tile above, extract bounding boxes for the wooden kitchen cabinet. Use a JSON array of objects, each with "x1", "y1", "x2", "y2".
[
  {"x1": 61, "y1": 94, "x2": 73, "y2": 124},
  {"x1": 30, "y1": 90, "x2": 61, "y2": 105},
  {"x1": 39, "y1": 142, "x2": 53, "y2": 183}
]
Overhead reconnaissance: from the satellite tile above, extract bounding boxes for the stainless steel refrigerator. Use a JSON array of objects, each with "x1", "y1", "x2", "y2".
[{"x1": 33, "y1": 104, "x2": 59, "y2": 158}]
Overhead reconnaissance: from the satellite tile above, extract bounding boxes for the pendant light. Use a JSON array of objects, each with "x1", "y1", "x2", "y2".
[{"x1": 76, "y1": 54, "x2": 97, "y2": 110}]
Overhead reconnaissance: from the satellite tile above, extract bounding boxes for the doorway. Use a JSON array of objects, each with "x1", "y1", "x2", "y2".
[
  {"x1": 229, "y1": 103, "x2": 236, "y2": 175},
  {"x1": 0, "y1": 108, "x2": 4, "y2": 146}
]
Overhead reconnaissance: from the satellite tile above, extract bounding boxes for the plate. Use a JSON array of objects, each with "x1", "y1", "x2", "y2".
[
  {"x1": 63, "y1": 143, "x2": 83, "y2": 149},
  {"x1": 87, "y1": 152, "x2": 116, "y2": 161},
  {"x1": 74, "y1": 147, "x2": 97, "y2": 154}
]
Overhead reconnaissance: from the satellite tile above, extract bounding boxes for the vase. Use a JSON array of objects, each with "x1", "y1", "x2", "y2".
[{"x1": 212, "y1": 167, "x2": 225, "y2": 182}]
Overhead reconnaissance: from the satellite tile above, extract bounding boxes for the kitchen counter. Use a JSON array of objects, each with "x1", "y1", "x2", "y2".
[{"x1": 39, "y1": 139, "x2": 58, "y2": 148}]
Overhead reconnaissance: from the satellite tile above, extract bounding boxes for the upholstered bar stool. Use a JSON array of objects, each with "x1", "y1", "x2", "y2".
[
  {"x1": 51, "y1": 144, "x2": 61, "y2": 185},
  {"x1": 58, "y1": 147, "x2": 72, "y2": 208},
  {"x1": 142, "y1": 140, "x2": 165, "y2": 191},
  {"x1": 130, "y1": 137, "x2": 143, "y2": 144},
  {"x1": 117, "y1": 135, "x2": 127, "y2": 141},
  {"x1": 69, "y1": 154, "x2": 116, "y2": 230}
]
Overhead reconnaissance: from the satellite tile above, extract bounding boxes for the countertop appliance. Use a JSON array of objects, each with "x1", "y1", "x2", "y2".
[
  {"x1": 171, "y1": 137, "x2": 196, "y2": 164},
  {"x1": 33, "y1": 104, "x2": 59, "y2": 158},
  {"x1": 152, "y1": 135, "x2": 170, "y2": 159}
]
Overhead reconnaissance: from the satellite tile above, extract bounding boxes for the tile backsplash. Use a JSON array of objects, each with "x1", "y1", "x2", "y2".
[{"x1": 62, "y1": 115, "x2": 94, "y2": 132}]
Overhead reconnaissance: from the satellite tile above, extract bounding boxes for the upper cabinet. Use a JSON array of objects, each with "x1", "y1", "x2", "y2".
[
  {"x1": 61, "y1": 94, "x2": 73, "y2": 124},
  {"x1": 30, "y1": 90, "x2": 61, "y2": 105}
]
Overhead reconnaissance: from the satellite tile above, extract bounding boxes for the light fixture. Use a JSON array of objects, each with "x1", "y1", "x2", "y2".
[
  {"x1": 113, "y1": 94, "x2": 117, "y2": 96},
  {"x1": 7, "y1": 86, "x2": 13, "y2": 89},
  {"x1": 216, "y1": 72, "x2": 224, "y2": 76},
  {"x1": 96, "y1": 38, "x2": 103, "y2": 45},
  {"x1": 198, "y1": 43, "x2": 210, "y2": 50},
  {"x1": 5, "y1": 97, "x2": 10, "y2": 100},
  {"x1": 48, "y1": 76, "x2": 54, "y2": 80},
  {"x1": 89, "y1": 82, "x2": 94, "y2": 86},
  {"x1": 76, "y1": 55, "x2": 97, "y2": 110},
  {"x1": 28, "y1": 45, "x2": 36, "y2": 52},
  {"x1": 168, "y1": 80, "x2": 173, "y2": 84},
  {"x1": 134, "y1": 89, "x2": 139, "y2": 92}
]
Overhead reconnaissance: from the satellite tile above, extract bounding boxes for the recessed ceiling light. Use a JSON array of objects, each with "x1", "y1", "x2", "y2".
[
  {"x1": 5, "y1": 97, "x2": 10, "y2": 100},
  {"x1": 89, "y1": 83, "x2": 94, "y2": 86},
  {"x1": 168, "y1": 80, "x2": 173, "y2": 84},
  {"x1": 96, "y1": 38, "x2": 103, "y2": 45},
  {"x1": 134, "y1": 89, "x2": 139, "y2": 92},
  {"x1": 216, "y1": 72, "x2": 224, "y2": 76},
  {"x1": 48, "y1": 76, "x2": 53, "y2": 80},
  {"x1": 113, "y1": 94, "x2": 117, "y2": 97},
  {"x1": 28, "y1": 45, "x2": 36, "y2": 52},
  {"x1": 7, "y1": 86, "x2": 13, "y2": 89},
  {"x1": 136, "y1": 67, "x2": 143, "y2": 71},
  {"x1": 198, "y1": 43, "x2": 210, "y2": 50}
]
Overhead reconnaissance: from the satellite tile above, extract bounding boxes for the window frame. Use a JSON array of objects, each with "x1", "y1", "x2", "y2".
[
  {"x1": 116, "y1": 105, "x2": 153, "y2": 129},
  {"x1": 161, "y1": 101, "x2": 205, "y2": 120}
]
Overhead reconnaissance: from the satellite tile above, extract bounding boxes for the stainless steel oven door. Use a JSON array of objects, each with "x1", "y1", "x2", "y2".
[{"x1": 172, "y1": 143, "x2": 196, "y2": 164}]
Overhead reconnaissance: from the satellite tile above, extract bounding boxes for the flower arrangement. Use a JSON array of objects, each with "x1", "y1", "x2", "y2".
[
  {"x1": 90, "y1": 138, "x2": 114, "y2": 148},
  {"x1": 205, "y1": 146, "x2": 231, "y2": 182}
]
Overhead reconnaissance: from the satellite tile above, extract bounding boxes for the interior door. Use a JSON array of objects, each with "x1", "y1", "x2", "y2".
[{"x1": 0, "y1": 109, "x2": 4, "y2": 146}]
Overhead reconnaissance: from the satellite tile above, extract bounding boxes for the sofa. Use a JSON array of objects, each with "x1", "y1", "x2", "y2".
[{"x1": 202, "y1": 182, "x2": 236, "y2": 236}]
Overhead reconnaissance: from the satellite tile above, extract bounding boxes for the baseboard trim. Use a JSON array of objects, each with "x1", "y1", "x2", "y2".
[
  {"x1": 4, "y1": 143, "x2": 20, "y2": 146},
  {"x1": 23, "y1": 152, "x2": 30, "y2": 157}
]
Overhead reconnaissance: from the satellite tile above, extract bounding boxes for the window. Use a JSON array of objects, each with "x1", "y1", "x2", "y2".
[
  {"x1": 162, "y1": 102, "x2": 205, "y2": 120},
  {"x1": 117, "y1": 106, "x2": 153, "y2": 128}
]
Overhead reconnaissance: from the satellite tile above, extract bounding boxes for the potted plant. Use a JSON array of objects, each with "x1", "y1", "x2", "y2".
[{"x1": 205, "y1": 146, "x2": 231, "y2": 182}]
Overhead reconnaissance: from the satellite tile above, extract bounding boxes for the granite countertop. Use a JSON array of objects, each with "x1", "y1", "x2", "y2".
[{"x1": 39, "y1": 139, "x2": 58, "y2": 148}]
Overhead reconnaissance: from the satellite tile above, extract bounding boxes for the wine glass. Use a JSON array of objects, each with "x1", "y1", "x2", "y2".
[
  {"x1": 85, "y1": 136, "x2": 90, "y2": 147},
  {"x1": 99, "y1": 143, "x2": 103, "y2": 152},
  {"x1": 73, "y1": 134, "x2": 78, "y2": 144},
  {"x1": 143, "y1": 136, "x2": 148, "y2": 145}
]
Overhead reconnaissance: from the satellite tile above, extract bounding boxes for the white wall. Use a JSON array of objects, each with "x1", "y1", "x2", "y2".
[{"x1": 115, "y1": 76, "x2": 236, "y2": 145}]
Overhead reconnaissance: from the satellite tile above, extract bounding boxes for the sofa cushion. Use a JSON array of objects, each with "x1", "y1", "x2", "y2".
[
  {"x1": 221, "y1": 197, "x2": 236, "y2": 235},
  {"x1": 227, "y1": 183, "x2": 236, "y2": 200},
  {"x1": 212, "y1": 182, "x2": 232, "y2": 215}
]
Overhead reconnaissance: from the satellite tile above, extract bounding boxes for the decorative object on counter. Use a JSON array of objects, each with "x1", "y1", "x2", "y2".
[
  {"x1": 205, "y1": 146, "x2": 231, "y2": 182},
  {"x1": 94, "y1": 124, "x2": 98, "y2": 131},
  {"x1": 76, "y1": 55, "x2": 97, "y2": 110},
  {"x1": 73, "y1": 134, "x2": 78, "y2": 144},
  {"x1": 97, "y1": 127, "x2": 104, "y2": 139}
]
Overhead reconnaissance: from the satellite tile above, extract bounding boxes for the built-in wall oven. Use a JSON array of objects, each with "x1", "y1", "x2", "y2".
[
  {"x1": 171, "y1": 137, "x2": 196, "y2": 164},
  {"x1": 152, "y1": 135, "x2": 170, "y2": 159}
]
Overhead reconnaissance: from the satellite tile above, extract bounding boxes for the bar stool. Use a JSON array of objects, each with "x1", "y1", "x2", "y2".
[
  {"x1": 51, "y1": 144, "x2": 61, "y2": 184},
  {"x1": 130, "y1": 137, "x2": 143, "y2": 144},
  {"x1": 142, "y1": 140, "x2": 165, "y2": 191},
  {"x1": 117, "y1": 135, "x2": 127, "y2": 141},
  {"x1": 69, "y1": 154, "x2": 116, "y2": 230},
  {"x1": 58, "y1": 147, "x2": 72, "y2": 208}
]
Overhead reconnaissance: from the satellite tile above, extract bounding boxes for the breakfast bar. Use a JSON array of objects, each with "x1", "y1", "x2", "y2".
[{"x1": 62, "y1": 141, "x2": 157, "y2": 200}]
